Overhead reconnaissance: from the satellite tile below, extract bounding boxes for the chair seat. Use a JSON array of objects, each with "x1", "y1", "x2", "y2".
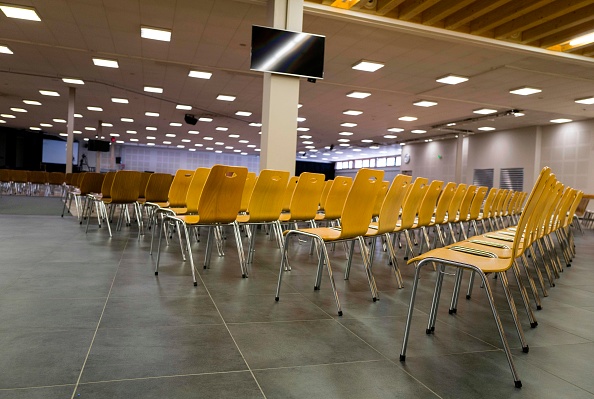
[
  {"x1": 408, "y1": 247, "x2": 512, "y2": 273},
  {"x1": 286, "y1": 227, "x2": 343, "y2": 241},
  {"x1": 445, "y1": 241, "x2": 512, "y2": 258}
]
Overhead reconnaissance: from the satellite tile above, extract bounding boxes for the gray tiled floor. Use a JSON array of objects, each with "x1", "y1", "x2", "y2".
[{"x1": 1, "y1": 198, "x2": 593, "y2": 398}]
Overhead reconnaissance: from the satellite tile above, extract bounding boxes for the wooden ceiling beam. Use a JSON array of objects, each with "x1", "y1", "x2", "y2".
[
  {"x1": 398, "y1": 0, "x2": 441, "y2": 21},
  {"x1": 376, "y1": 0, "x2": 407, "y2": 15},
  {"x1": 470, "y1": 0, "x2": 555, "y2": 35},
  {"x1": 538, "y1": 21, "x2": 594, "y2": 48},
  {"x1": 493, "y1": 0, "x2": 593, "y2": 39},
  {"x1": 444, "y1": 0, "x2": 512, "y2": 30},
  {"x1": 420, "y1": 0, "x2": 476, "y2": 26},
  {"x1": 522, "y1": 3, "x2": 594, "y2": 44}
]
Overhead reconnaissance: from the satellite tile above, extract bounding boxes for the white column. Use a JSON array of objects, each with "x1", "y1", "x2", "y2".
[
  {"x1": 533, "y1": 126, "x2": 542, "y2": 186},
  {"x1": 454, "y1": 135, "x2": 464, "y2": 183},
  {"x1": 259, "y1": 0, "x2": 303, "y2": 175},
  {"x1": 66, "y1": 87, "x2": 75, "y2": 173},
  {"x1": 96, "y1": 121, "x2": 102, "y2": 172},
  {"x1": 109, "y1": 142, "x2": 116, "y2": 170}
]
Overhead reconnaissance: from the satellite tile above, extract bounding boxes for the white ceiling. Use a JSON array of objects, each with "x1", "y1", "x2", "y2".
[{"x1": 1, "y1": 0, "x2": 594, "y2": 162}]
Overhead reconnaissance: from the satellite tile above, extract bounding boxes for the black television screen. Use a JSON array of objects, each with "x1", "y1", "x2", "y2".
[
  {"x1": 250, "y1": 25, "x2": 325, "y2": 80},
  {"x1": 42, "y1": 139, "x2": 79, "y2": 165},
  {"x1": 87, "y1": 139, "x2": 111, "y2": 152}
]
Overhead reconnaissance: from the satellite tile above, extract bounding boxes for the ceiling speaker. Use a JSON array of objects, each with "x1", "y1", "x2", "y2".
[{"x1": 184, "y1": 114, "x2": 197, "y2": 125}]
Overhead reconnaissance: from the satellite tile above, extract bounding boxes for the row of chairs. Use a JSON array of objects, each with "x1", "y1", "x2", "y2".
[{"x1": 0, "y1": 169, "x2": 66, "y2": 196}]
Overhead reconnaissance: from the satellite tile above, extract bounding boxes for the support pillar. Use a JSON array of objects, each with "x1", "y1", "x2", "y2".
[
  {"x1": 454, "y1": 135, "x2": 464, "y2": 183},
  {"x1": 96, "y1": 121, "x2": 102, "y2": 172},
  {"x1": 259, "y1": 0, "x2": 303, "y2": 175},
  {"x1": 66, "y1": 87, "x2": 75, "y2": 173}
]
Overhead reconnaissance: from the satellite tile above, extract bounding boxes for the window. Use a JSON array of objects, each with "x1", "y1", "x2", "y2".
[
  {"x1": 387, "y1": 157, "x2": 395, "y2": 167},
  {"x1": 500, "y1": 168, "x2": 523, "y2": 191},
  {"x1": 473, "y1": 168, "x2": 494, "y2": 189}
]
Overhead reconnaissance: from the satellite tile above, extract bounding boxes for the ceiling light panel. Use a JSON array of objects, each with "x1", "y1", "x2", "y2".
[
  {"x1": 0, "y1": 4, "x2": 40, "y2": 21},
  {"x1": 140, "y1": 26, "x2": 172, "y2": 42},
  {"x1": 398, "y1": 116, "x2": 417, "y2": 121},
  {"x1": 62, "y1": 78, "x2": 84, "y2": 85},
  {"x1": 145, "y1": 112, "x2": 159, "y2": 117},
  {"x1": 509, "y1": 87, "x2": 542, "y2": 96},
  {"x1": 39, "y1": 90, "x2": 59, "y2": 97},
  {"x1": 343, "y1": 110, "x2": 363, "y2": 116},
  {"x1": 144, "y1": 86, "x2": 163, "y2": 93},
  {"x1": 216, "y1": 94, "x2": 235, "y2": 101},
  {"x1": 111, "y1": 98, "x2": 128, "y2": 103},
  {"x1": 352, "y1": 60, "x2": 384, "y2": 72},
  {"x1": 473, "y1": 108, "x2": 497, "y2": 114},
  {"x1": 436, "y1": 74, "x2": 468, "y2": 85},
  {"x1": 413, "y1": 100, "x2": 437, "y2": 107},
  {"x1": 478, "y1": 127, "x2": 496, "y2": 131},
  {"x1": 235, "y1": 111, "x2": 252, "y2": 116},
  {"x1": 550, "y1": 118, "x2": 572, "y2": 123},
  {"x1": 346, "y1": 91, "x2": 371, "y2": 99},
  {"x1": 93, "y1": 58, "x2": 119, "y2": 68},
  {"x1": 23, "y1": 100, "x2": 41, "y2": 105},
  {"x1": 575, "y1": 97, "x2": 594, "y2": 105},
  {"x1": 189, "y1": 70, "x2": 212, "y2": 79},
  {"x1": 0, "y1": 45, "x2": 13, "y2": 54},
  {"x1": 341, "y1": 122, "x2": 357, "y2": 127},
  {"x1": 176, "y1": 104, "x2": 192, "y2": 110}
]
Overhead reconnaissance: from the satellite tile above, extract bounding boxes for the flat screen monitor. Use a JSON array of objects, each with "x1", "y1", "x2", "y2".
[
  {"x1": 87, "y1": 139, "x2": 111, "y2": 152},
  {"x1": 42, "y1": 139, "x2": 79, "y2": 165},
  {"x1": 250, "y1": 25, "x2": 325, "y2": 80}
]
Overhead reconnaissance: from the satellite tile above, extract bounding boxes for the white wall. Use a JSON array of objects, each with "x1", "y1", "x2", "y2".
[{"x1": 404, "y1": 138, "x2": 458, "y2": 183}]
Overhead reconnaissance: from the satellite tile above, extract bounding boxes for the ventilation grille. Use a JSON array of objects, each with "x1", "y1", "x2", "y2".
[
  {"x1": 473, "y1": 168, "x2": 494, "y2": 189},
  {"x1": 500, "y1": 168, "x2": 523, "y2": 191}
]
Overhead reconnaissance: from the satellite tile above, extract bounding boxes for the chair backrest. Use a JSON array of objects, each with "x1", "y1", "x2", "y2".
[
  {"x1": 457, "y1": 185, "x2": 477, "y2": 222},
  {"x1": 64, "y1": 173, "x2": 73, "y2": 185},
  {"x1": 282, "y1": 176, "x2": 299, "y2": 212},
  {"x1": 372, "y1": 180, "x2": 390, "y2": 218},
  {"x1": 555, "y1": 188, "x2": 577, "y2": 230},
  {"x1": 491, "y1": 189, "x2": 508, "y2": 217},
  {"x1": 565, "y1": 190, "x2": 584, "y2": 228},
  {"x1": 323, "y1": 176, "x2": 353, "y2": 220},
  {"x1": 76, "y1": 172, "x2": 87, "y2": 188},
  {"x1": 375, "y1": 174, "x2": 412, "y2": 234},
  {"x1": 287, "y1": 172, "x2": 326, "y2": 220},
  {"x1": 239, "y1": 172, "x2": 257, "y2": 213},
  {"x1": 0, "y1": 169, "x2": 11, "y2": 182},
  {"x1": 197, "y1": 164, "x2": 248, "y2": 224},
  {"x1": 137, "y1": 172, "x2": 153, "y2": 199},
  {"x1": 245, "y1": 169, "x2": 291, "y2": 222},
  {"x1": 100, "y1": 171, "x2": 117, "y2": 198},
  {"x1": 338, "y1": 168, "x2": 385, "y2": 238},
  {"x1": 416, "y1": 180, "x2": 444, "y2": 227},
  {"x1": 168, "y1": 169, "x2": 195, "y2": 208},
  {"x1": 399, "y1": 177, "x2": 429, "y2": 230},
  {"x1": 500, "y1": 190, "x2": 514, "y2": 217},
  {"x1": 110, "y1": 171, "x2": 142, "y2": 203},
  {"x1": 48, "y1": 172, "x2": 66, "y2": 185},
  {"x1": 185, "y1": 167, "x2": 211, "y2": 214},
  {"x1": 541, "y1": 182, "x2": 566, "y2": 236},
  {"x1": 481, "y1": 188, "x2": 498, "y2": 219},
  {"x1": 468, "y1": 186, "x2": 488, "y2": 220},
  {"x1": 433, "y1": 182, "x2": 457, "y2": 224},
  {"x1": 79, "y1": 172, "x2": 105, "y2": 195},
  {"x1": 144, "y1": 173, "x2": 174, "y2": 202},
  {"x1": 444, "y1": 184, "x2": 468, "y2": 223},
  {"x1": 27, "y1": 171, "x2": 48, "y2": 184},
  {"x1": 11, "y1": 170, "x2": 28, "y2": 183},
  {"x1": 318, "y1": 180, "x2": 333, "y2": 211}
]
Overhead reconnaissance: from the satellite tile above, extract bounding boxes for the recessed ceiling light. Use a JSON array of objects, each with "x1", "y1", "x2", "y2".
[
  {"x1": 176, "y1": 104, "x2": 192, "y2": 110},
  {"x1": 206, "y1": 147, "x2": 214, "y2": 150},
  {"x1": 239, "y1": 140, "x2": 249, "y2": 143},
  {"x1": 147, "y1": 142, "x2": 155, "y2": 146},
  {"x1": 165, "y1": 133, "x2": 176, "y2": 138},
  {"x1": 299, "y1": 135, "x2": 312, "y2": 139},
  {"x1": 140, "y1": 26, "x2": 171, "y2": 42},
  {"x1": 110, "y1": 133, "x2": 120, "y2": 137},
  {"x1": 228, "y1": 134, "x2": 240, "y2": 138},
  {"x1": 101, "y1": 122, "x2": 113, "y2": 127},
  {"x1": 216, "y1": 127, "x2": 228, "y2": 131},
  {"x1": 163, "y1": 141, "x2": 171, "y2": 145},
  {"x1": 62, "y1": 78, "x2": 84, "y2": 85},
  {"x1": 425, "y1": 139, "x2": 432, "y2": 142},
  {"x1": 569, "y1": 32, "x2": 594, "y2": 47},
  {"x1": 339, "y1": 132, "x2": 353, "y2": 136},
  {"x1": 126, "y1": 130, "x2": 137, "y2": 134},
  {"x1": 398, "y1": 116, "x2": 417, "y2": 121},
  {"x1": 22, "y1": 100, "x2": 41, "y2": 105},
  {"x1": 347, "y1": 91, "x2": 371, "y2": 99},
  {"x1": 447, "y1": 123, "x2": 456, "y2": 126},
  {"x1": 235, "y1": 111, "x2": 252, "y2": 116},
  {"x1": 550, "y1": 118, "x2": 572, "y2": 123},
  {"x1": 29, "y1": 126, "x2": 41, "y2": 131},
  {"x1": 188, "y1": 130, "x2": 199, "y2": 134},
  {"x1": 0, "y1": 4, "x2": 40, "y2": 21},
  {"x1": 352, "y1": 60, "x2": 384, "y2": 72},
  {"x1": 352, "y1": 148, "x2": 362, "y2": 152},
  {"x1": 195, "y1": 143, "x2": 204, "y2": 147},
  {"x1": 302, "y1": 141, "x2": 313, "y2": 145},
  {"x1": 575, "y1": 97, "x2": 594, "y2": 105},
  {"x1": 144, "y1": 86, "x2": 163, "y2": 94},
  {"x1": 383, "y1": 134, "x2": 397, "y2": 139},
  {"x1": 84, "y1": 127, "x2": 96, "y2": 131},
  {"x1": 234, "y1": 149, "x2": 241, "y2": 152},
  {"x1": 74, "y1": 113, "x2": 83, "y2": 118},
  {"x1": 116, "y1": 140, "x2": 125, "y2": 144},
  {"x1": 111, "y1": 98, "x2": 128, "y2": 104},
  {"x1": 413, "y1": 100, "x2": 438, "y2": 107},
  {"x1": 73, "y1": 130, "x2": 82, "y2": 134},
  {"x1": 343, "y1": 110, "x2": 363, "y2": 116},
  {"x1": 297, "y1": 127, "x2": 310, "y2": 132},
  {"x1": 52, "y1": 118, "x2": 66, "y2": 123},
  {"x1": 0, "y1": 45, "x2": 13, "y2": 54},
  {"x1": 513, "y1": 112, "x2": 525, "y2": 117},
  {"x1": 130, "y1": 138, "x2": 139, "y2": 142},
  {"x1": 92, "y1": 58, "x2": 119, "y2": 68},
  {"x1": 189, "y1": 70, "x2": 212, "y2": 79},
  {"x1": 387, "y1": 127, "x2": 404, "y2": 132},
  {"x1": 298, "y1": 104, "x2": 303, "y2": 108},
  {"x1": 1, "y1": 113, "x2": 14, "y2": 118},
  {"x1": 436, "y1": 74, "x2": 468, "y2": 85},
  {"x1": 369, "y1": 144, "x2": 380, "y2": 149},
  {"x1": 146, "y1": 126, "x2": 157, "y2": 130},
  {"x1": 170, "y1": 122, "x2": 182, "y2": 127},
  {"x1": 214, "y1": 142, "x2": 224, "y2": 146},
  {"x1": 87, "y1": 106, "x2": 103, "y2": 111},
  {"x1": 360, "y1": 139, "x2": 374, "y2": 143},
  {"x1": 337, "y1": 138, "x2": 350, "y2": 143},
  {"x1": 478, "y1": 126, "x2": 496, "y2": 131},
  {"x1": 39, "y1": 90, "x2": 59, "y2": 97},
  {"x1": 10, "y1": 108, "x2": 26, "y2": 113},
  {"x1": 339, "y1": 143, "x2": 350, "y2": 147},
  {"x1": 121, "y1": 117, "x2": 134, "y2": 122},
  {"x1": 473, "y1": 108, "x2": 497, "y2": 115},
  {"x1": 145, "y1": 112, "x2": 159, "y2": 117},
  {"x1": 146, "y1": 136, "x2": 156, "y2": 140},
  {"x1": 411, "y1": 130, "x2": 426, "y2": 134},
  {"x1": 509, "y1": 87, "x2": 542, "y2": 96},
  {"x1": 341, "y1": 122, "x2": 357, "y2": 128},
  {"x1": 59, "y1": 133, "x2": 68, "y2": 137},
  {"x1": 189, "y1": 148, "x2": 196, "y2": 152},
  {"x1": 297, "y1": 117, "x2": 306, "y2": 122},
  {"x1": 203, "y1": 136, "x2": 213, "y2": 140},
  {"x1": 249, "y1": 122, "x2": 262, "y2": 127},
  {"x1": 182, "y1": 139, "x2": 191, "y2": 143},
  {"x1": 216, "y1": 94, "x2": 235, "y2": 102},
  {"x1": 40, "y1": 123, "x2": 52, "y2": 127}
]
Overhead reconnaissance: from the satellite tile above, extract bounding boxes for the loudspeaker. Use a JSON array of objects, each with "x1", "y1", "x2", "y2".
[{"x1": 184, "y1": 114, "x2": 198, "y2": 125}]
